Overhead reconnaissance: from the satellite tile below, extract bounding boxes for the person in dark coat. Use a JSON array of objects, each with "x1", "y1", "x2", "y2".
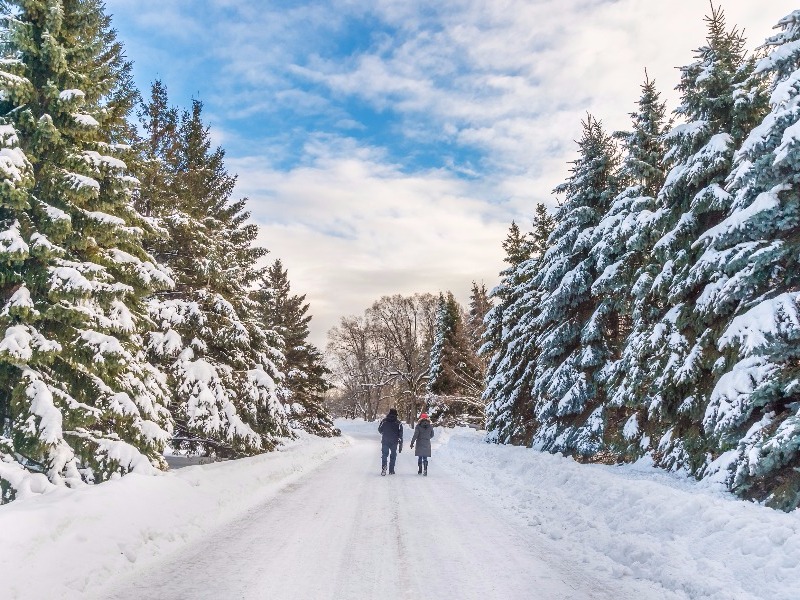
[
  {"x1": 378, "y1": 408, "x2": 403, "y2": 476},
  {"x1": 410, "y1": 413, "x2": 434, "y2": 476}
]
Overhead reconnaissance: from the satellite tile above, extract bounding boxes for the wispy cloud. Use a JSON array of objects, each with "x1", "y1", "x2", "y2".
[
  {"x1": 228, "y1": 135, "x2": 511, "y2": 341},
  {"x1": 106, "y1": 0, "x2": 797, "y2": 345}
]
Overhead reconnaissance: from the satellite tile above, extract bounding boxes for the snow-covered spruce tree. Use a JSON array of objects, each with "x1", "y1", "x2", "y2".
[
  {"x1": 466, "y1": 281, "x2": 490, "y2": 393},
  {"x1": 687, "y1": 10, "x2": 800, "y2": 509},
  {"x1": 141, "y1": 93, "x2": 290, "y2": 457},
  {"x1": 483, "y1": 205, "x2": 554, "y2": 444},
  {"x1": 426, "y1": 291, "x2": 484, "y2": 426},
  {"x1": 254, "y1": 259, "x2": 338, "y2": 437},
  {"x1": 623, "y1": 6, "x2": 768, "y2": 473},
  {"x1": 590, "y1": 74, "x2": 670, "y2": 459},
  {"x1": 427, "y1": 292, "x2": 453, "y2": 423},
  {"x1": 481, "y1": 221, "x2": 530, "y2": 376},
  {"x1": 427, "y1": 294, "x2": 451, "y2": 396},
  {"x1": 528, "y1": 116, "x2": 620, "y2": 456},
  {"x1": 466, "y1": 281, "x2": 491, "y2": 355},
  {"x1": 483, "y1": 220, "x2": 533, "y2": 441},
  {"x1": 134, "y1": 80, "x2": 178, "y2": 220},
  {"x1": 0, "y1": 0, "x2": 175, "y2": 502}
]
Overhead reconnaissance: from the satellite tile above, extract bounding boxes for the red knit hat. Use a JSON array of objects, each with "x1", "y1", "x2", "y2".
[{"x1": 419, "y1": 413, "x2": 429, "y2": 420}]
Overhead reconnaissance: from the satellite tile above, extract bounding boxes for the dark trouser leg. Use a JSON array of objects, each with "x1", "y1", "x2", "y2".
[
  {"x1": 381, "y1": 442, "x2": 390, "y2": 469},
  {"x1": 388, "y1": 443, "x2": 398, "y2": 472},
  {"x1": 418, "y1": 456, "x2": 423, "y2": 473}
]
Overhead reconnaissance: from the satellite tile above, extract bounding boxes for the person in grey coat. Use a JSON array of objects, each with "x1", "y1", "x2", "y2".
[{"x1": 410, "y1": 413, "x2": 434, "y2": 476}]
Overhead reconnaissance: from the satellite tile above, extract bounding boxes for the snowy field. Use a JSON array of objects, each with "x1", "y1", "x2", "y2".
[{"x1": 1, "y1": 419, "x2": 798, "y2": 599}]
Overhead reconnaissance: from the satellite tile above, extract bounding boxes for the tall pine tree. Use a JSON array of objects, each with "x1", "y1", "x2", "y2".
[
  {"x1": 528, "y1": 116, "x2": 620, "y2": 456},
  {"x1": 141, "y1": 92, "x2": 290, "y2": 457},
  {"x1": 484, "y1": 220, "x2": 533, "y2": 442},
  {"x1": 484, "y1": 205, "x2": 554, "y2": 444},
  {"x1": 591, "y1": 74, "x2": 670, "y2": 458},
  {"x1": 0, "y1": 1, "x2": 174, "y2": 501},
  {"x1": 426, "y1": 291, "x2": 484, "y2": 426},
  {"x1": 622, "y1": 5, "x2": 768, "y2": 473},
  {"x1": 466, "y1": 281, "x2": 490, "y2": 391},
  {"x1": 255, "y1": 259, "x2": 338, "y2": 437},
  {"x1": 689, "y1": 10, "x2": 800, "y2": 509}
]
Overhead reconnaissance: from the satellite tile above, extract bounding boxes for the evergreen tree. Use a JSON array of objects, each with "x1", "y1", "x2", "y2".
[
  {"x1": 482, "y1": 222, "x2": 526, "y2": 368},
  {"x1": 134, "y1": 80, "x2": 178, "y2": 219},
  {"x1": 428, "y1": 293, "x2": 457, "y2": 397},
  {"x1": 466, "y1": 281, "x2": 490, "y2": 399},
  {"x1": 256, "y1": 259, "x2": 338, "y2": 437},
  {"x1": 500, "y1": 220, "x2": 532, "y2": 266},
  {"x1": 426, "y1": 291, "x2": 484, "y2": 426},
  {"x1": 621, "y1": 6, "x2": 768, "y2": 473},
  {"x1": 617, "y1": 71, "x2": 671, "y2": 197},
  {"x1": 530, "y1": 203, "x2": 555, "y2": 258},
  {"x1": 484, "y1": 204, "x2": 554, "y2": 444},
  {"x1": 141, "y1": 93, "x2": 290, "y2": 457},
  {"x1": 466, "y1": 281, "x2": 491, "y2": 354},
  {"x1": 528, "y1": 115, "x2": 620, "y2": 456},
  {"x1": 0, "y1": 1, "x2": 174, "y2": 501},
  {"x1": 590, "y1": 74, "x2": 670, "y2": 458},
  {"x1": 484, "y1": 222, "x2": 531, "y2": 441},
  {"x1": 688, "y1": 10, "x2": 800, "y2": 509}
]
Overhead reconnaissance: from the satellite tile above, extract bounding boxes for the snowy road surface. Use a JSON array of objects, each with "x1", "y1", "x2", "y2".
[
  {"x1": 101, "y1": 425, "x2": 622, "y2": 600},
  {"x1": 5, "y1": 420, "x2": 799, "y2": 600}
]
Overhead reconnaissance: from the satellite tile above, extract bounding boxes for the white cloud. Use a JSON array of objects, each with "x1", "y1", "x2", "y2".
[
  {"x1": 228, "y1": 137, "x2": 512, "y2": 346},
  {"x1": 107, "y1": 0, "x2": 798, "y2": 348},
  {"x1": 292, "y1": 0, "x2": 796, "y2": 176}
]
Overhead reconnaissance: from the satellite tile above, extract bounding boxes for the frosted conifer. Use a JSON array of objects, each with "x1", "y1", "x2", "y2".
[
  {"x1": 426, "y1": 292, "x2": 484, "y2": 426},
  {"x1": 688, "y1": 10, "x2": 800, "y2": 509},
  {"x1": 629, "y1": 6, "x2": 768, "y2": 473},
  {"x1": 528, "y1": 116, "x2": 620, "y2": 456},
  {"x1": 0, "y1": 0, "x2": 174, "y2": 501},
  {"x1": 255, "y1": 259, "x2": 338, "y2": 437},
  {"x1": 141, "y1": 93, "x2": 290, "y2": 457},
  {"x1": 484, "y1": 219, "x2": 535, "y2": 442},
  {"x1": 484, "y1": 206, "x2": 554, "y2": 444},
  {"x1": 592, "y1": 74, "x2": 670, "y2": 457},
  {"x1": 466, "y1": 281, "x2": 491, "y2": 354}
]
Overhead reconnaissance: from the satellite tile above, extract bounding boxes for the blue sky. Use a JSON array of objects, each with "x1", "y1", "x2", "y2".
[{"x1": 105, "y1": 0, "x2": 796, "y2": 345}]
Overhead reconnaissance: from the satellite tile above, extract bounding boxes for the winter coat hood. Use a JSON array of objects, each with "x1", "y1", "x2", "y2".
[{"x1": 379, "y1": 414, "x2": 403, "y2": 445}]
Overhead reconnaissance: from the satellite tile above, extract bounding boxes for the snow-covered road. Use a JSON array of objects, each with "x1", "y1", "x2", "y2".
[
  {"x1": 101, "y1": 424, "x2": 618, "y2": 600},
  {"x1": 4, "y1": 420, "x2": 799, "y2": 599}
]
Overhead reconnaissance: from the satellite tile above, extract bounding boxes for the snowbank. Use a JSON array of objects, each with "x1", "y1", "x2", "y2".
[
  {"x1": 434, "y1": 426, "x2": 800, "y2": 600},
  {"x1": 0, "y1": 433, "x2": 348, "y2": 599},
  {"x1": 3, "y1": 420, "x2": 799, "y2": 600}
]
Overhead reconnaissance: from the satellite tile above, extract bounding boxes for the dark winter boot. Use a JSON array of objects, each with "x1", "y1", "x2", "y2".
[
  {"x1": 418, "y1": 464, "x2": 422, "y2": 475},
  {"x1": 381, "y1": 467, "x2": 386, "y2": 476},
  {"x1": 423, "y1": 465, "x2": 427, "y2": 476},
  {"x1": 389, "y1": 469, "x2": 395, "y2": 475}
]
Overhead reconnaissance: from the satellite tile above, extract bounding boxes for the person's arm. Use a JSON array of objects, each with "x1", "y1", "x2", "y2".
[
  {"x1": 378, "y1": 419, "x2": 384, "y2": 433},
  {"x1": 411, "y1": 427, "x2": 418, "y2": 448},
  {"x1": 430, "y1": 426, "x2": 434, "y2": 439}
]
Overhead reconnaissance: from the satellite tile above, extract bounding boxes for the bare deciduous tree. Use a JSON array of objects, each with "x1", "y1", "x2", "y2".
[{"x1": 325, "y1": 294, "x2": 438, "y2": 423}]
